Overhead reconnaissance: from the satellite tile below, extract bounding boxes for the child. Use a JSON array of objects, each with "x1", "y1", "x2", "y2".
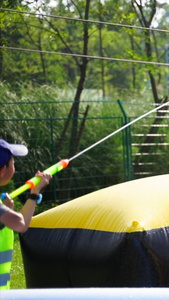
[{"x1": 0, "y1": 139, "x2": 52, "y2": 289}]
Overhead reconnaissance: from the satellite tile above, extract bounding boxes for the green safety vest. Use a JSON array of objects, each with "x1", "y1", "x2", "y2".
[{"x1": 0, "y1": 202, "x2": 14, "y2": 289}]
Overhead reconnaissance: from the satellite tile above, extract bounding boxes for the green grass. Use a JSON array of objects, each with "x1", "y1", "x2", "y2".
[{"x1": 10, "y1": 235, "x2": 26, "y2": 289}]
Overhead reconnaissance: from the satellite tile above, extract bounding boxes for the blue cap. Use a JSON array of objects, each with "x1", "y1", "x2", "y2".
[{"x1": 0, "y1": 139, "x2": 28, "y2": 168}]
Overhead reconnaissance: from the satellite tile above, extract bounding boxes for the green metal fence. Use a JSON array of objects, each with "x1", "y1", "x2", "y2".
[
  {"x1": 0, "y1": 100, "x2": 169, "y2": 205},
  {"x1": 0, "y1": 101, "x2": 124, "y2": 204}
]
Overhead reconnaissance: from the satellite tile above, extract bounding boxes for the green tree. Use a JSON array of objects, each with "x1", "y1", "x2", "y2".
[{"x1": 0, "y1": 0, "x2": 20, "y2": 79}]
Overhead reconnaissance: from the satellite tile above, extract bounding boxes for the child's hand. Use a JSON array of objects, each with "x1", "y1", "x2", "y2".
[
  {"x1": 31, "y1": 171, "x2": 52, "y2": 194},
  {"x1": 3, "y1": 193, "x2": 14, "y2": 210}
]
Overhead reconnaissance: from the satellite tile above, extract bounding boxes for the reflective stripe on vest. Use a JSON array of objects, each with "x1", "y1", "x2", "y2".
[
  {"x1": 0, "y1": 249, "x2": 13, "y2": 264},
  {"x1": 0, "y1": 249, "x2": 13, "y2": 288},
  {"x1": 0, "y1": 273, "x2": 10, "y2": 286},
  {"x1": 0, "y1": 204, "x2": 14, "y2": 289}
]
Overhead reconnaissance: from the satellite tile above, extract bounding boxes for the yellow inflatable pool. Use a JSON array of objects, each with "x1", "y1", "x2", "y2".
[{"x1": 20, "y1": 174, "x2": 169, "y2": 288}]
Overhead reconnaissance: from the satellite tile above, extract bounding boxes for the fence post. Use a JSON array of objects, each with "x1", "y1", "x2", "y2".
[{"x1": 117, "y1": 100, "x2": 134, "y2": 181}]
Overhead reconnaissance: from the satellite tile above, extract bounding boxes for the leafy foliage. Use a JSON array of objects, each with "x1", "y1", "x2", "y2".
[{"x1": 0, "y1": 0, "x2": 168, "y2": 95}]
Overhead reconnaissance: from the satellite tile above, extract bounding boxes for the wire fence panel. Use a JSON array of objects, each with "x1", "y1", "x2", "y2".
[{"x1": 0, "y1": 112, "x2": 124, "y2": 205}]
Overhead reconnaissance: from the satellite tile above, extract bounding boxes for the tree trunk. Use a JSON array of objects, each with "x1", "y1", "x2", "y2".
[{"x1": 59, "y1": 0, "x2": 91, "y2": 201}]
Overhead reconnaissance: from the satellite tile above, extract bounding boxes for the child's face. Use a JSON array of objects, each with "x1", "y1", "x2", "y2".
[{"x1": 0, "y1": 157, "x2": 15, "y2": 186}]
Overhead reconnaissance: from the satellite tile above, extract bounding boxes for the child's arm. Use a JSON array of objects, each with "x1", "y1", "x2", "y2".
[{"x1": 0, "y1": 171, "x2": 52, "y2": 232}]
